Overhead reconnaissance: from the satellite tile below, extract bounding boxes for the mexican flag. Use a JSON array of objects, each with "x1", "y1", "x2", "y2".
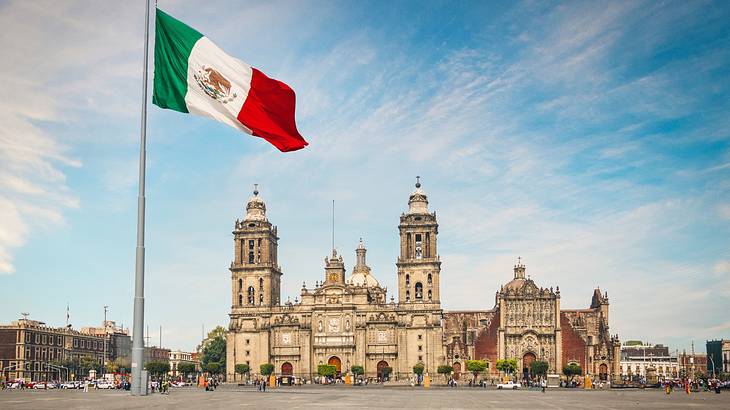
[{"x1": 152, "y1": 8, "x2": 309, "y2": 152}]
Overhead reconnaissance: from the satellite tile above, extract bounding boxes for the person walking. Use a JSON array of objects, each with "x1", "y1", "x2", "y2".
[
  {"x1": 541, "y1": 379, "x2": 546, "y2": 393},
  {"x1": 262, "y1": 379, "x2": 266, "y2": 392}
]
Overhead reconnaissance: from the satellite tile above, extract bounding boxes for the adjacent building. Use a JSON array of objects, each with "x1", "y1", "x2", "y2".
[
  {"x1": 706, "y1": 339, "x2": 729, "y2": 376},
  {"x1": 0, "y1": 319, "x2": 107, "y2": 381},
  {"x1": 144, "y1": 346, "x2": 171, "y2": 364},
  {"x1": 80, "y1": 320, "x2": 132, "y2": 364},
  {"x1": 619, "y1": 341, "x2": 678, "y2": 379},
  {"x1": 225, "y1": 180, "x2": 621, "y2": 382},
  {"x1": 678, "y1": 350, "x2": 707, "y2": 378},
  {"x1": 168, "y1": 350, "x2": 201, "y2": 378}
]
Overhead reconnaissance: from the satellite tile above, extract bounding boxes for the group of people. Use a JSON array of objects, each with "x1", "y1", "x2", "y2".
[{"x1": 203, "y1": 377, "x2": 219, "y2": 391}]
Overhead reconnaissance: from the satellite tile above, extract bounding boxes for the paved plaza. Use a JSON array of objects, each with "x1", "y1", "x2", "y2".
[{"x1": 1, "y1": 385, "x2": 728, "y2": 409}]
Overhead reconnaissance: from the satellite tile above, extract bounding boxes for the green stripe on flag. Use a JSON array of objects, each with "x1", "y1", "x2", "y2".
[{"x1": 152, "y1": 8, "x2": 203, "y2": 113}]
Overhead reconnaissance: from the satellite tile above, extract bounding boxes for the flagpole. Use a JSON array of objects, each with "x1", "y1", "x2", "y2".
[{"x1": 131, "y1": 0, "x2": 151, "y2": 396}]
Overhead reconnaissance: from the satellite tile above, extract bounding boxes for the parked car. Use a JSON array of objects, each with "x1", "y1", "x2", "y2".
[
  {"x1": 96, "y1": 380, "x2": 115, "y2": 389},
  {"x1": 61, "y1": 381, "x2": 79, "y2": 389},
  {"x1": 32, "y1": 382, "x2": 56, "y2": 389},
  {"x1": 497, "y1": 381, "x2": 521, "y2": 390}
]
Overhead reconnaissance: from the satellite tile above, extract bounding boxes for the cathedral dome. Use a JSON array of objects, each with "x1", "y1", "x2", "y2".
[
  {"x1": 504, "y1": 277, "x2": 527, "y2": 291},
  {"x1": 244, "y1": 185, "x2": 267, "y2": 222},
  {"x1": 347, "y1": 238, "x2": 379, "y2": 287},
  {"x1": 408, "y1": 176, "x2": 429, "y2": 214},
  {"x1": 347, "y1": 271, "x2": 380, "y2": 287}
]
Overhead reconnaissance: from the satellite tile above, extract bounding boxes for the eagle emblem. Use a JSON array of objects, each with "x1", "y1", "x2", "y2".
[{"x1": 194, "y1": 65, "x2": 237, "y2": 104}]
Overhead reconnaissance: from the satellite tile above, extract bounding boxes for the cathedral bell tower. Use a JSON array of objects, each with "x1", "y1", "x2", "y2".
[
  {"x1": 397, "y1": 177, "x2": 441, "y2": 304},
  {"x1": 230, "y1": 186, "x2": 282, "y2": 308}
]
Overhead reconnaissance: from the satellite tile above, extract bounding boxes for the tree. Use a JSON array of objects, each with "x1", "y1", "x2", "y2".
[
  {"x1": 563, "y1": 363, "x2": 582, "y2": 381},
  {"x1": 351, "y1": 365, "x2": 364, "y2": 378},
  {"x1": 466, "y1": 360, "x2": 488, "y2": 381},
  {"x1": 235, "y1": 364, "x2": 250, "y2": 381},
  {"x1": 145, "y1": 361, "x2": 170, "y2": 377},
  {"x1": 79, "y1": 356, "x2": 100, "y2": 376},
  {"x1": 437, "y1": 365, "x2": 454, "y2": 381},
  {"x1": 201, "y1": 327, "x2": 227, "y2": 375},
  {"x1": 205, "y1": 362, "x2": 222, "y2": 375},
  {"x1": 108, "y1": 357, "x2": 131, "y2": 374},
  {"x1": 413, "y1": 362, "x2": 425, "y2": 375},
  {"x1": 177, "y1": 362, "x2": 197, "y2": 378},
  {"x1": 496, "y1": 359, "x2": 518, "y2": 375},
  {"x1": 531, "y1": 361, "x2": 549, "y2": 378},
  {"x1": 317, "y1": 364, "x2": 337, "y2": 378},
  {"x1": 260, "y1": 363, "x2": 275, "y2": 376}
]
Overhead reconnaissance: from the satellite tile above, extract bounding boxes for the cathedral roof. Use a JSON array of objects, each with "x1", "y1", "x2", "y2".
[
  {"x1": 244, "y1": 185, "x2": 267, "y2": 222},
  {"x1": 347, "y1": 271, "x2": 380, "y2": 287},
  {"x1": 347, "y1": 238, "x2": 380, "y2": 287},
  {"x1": 408, "y1": 176, "x2": 429, "y2": 214}
]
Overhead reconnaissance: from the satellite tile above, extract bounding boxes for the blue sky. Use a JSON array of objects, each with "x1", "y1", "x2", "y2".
[{"x1": 1, "y1": 0, "x2": 728, "y2": 353}]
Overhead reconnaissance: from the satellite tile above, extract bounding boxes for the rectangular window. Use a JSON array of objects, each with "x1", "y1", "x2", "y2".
[
  {"x1": 74, "y1": 339, "x2": 78, "y2": 348},
  {"x1": 81, "y1": 340, "x2": 85, "y2": 348},
  {"x1": 35, "y1": 333, "x2": 40, "y2": 344},
  {"x1": 246, "y1": 339, "x2": 250, "y2": 345},
  {"x1": 248, "y1": 239, "x2": 255, "y2": 263},
  {"x1": 257, "y1": 238, "x2": 262, "y2": 262},
  {"x1": 25, "y1": 332, "x2": 30, "y2": 343},
  {"x1": 418, "y1": 355, "x2": 423, "y2": 361},
  {"x1": 418, "y1": 345, "x2": 423, "y2": 351},
  {"x1": 417, "y1": 334, "x2": 422, "y2": 341},
  {"x1": 42, "y1": 334, "x2": 47, "y2": 344},
  {"x1": 58, "y1": 337, "x2": 62, "y2": 346},
  {"x1": 246, "y1": 350, "x2": 250, "y2": 356},
  {"x1": 425, "y1": 232, "x2": 430, "y2": 258}
]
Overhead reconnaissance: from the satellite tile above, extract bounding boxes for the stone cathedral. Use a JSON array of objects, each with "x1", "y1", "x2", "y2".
[{"x1": 226, "y1": 180, "x2": 621, "y2": 382}]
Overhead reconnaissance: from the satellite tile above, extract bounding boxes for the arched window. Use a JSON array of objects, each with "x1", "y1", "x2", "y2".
[
  {"x1": 427, "y1": 273, "x2": 432, "y2": 285},
  {"x1": 238, "y1": 279, "x2": 243, "y2": 291},
  {"x1": 247, "y1": 286, "x2": 255, "y2": 305},
  {"x1": 238, "y1": 294, "x2": 243, "y2": 306},
  {"x1": 415, "y1": 282, "x2": 423, "y2": 299},
  {"x1": 428, "y1": 290, "x2": 432, "y2": 300},
  {"x1": 259, "y1": 293, "x2": 264, "y2": 304},
  {"x1": 259, "y1": 277, "x2": 264, "y2": 288},
  {"x1": 406, "y1": 290, "x2": 410, "y2": 301},
  {"x1": 405, "y1": 274, "x2": 410, "y2": 286}
]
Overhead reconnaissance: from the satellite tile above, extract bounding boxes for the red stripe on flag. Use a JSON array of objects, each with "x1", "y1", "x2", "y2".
[{"x1": 237, "y1": 68, "x2": 309, "y2": 152}]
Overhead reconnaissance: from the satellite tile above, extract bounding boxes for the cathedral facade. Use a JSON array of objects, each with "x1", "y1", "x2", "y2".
[{"x1": 225, "y1": 181, "x2": 620, "y2": 382}]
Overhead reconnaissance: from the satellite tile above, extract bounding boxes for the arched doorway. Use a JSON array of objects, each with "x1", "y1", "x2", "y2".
[
  {"x1": 377, "y1": 360, "x2": 390, "y2": 380},
  {"x1": 453, "y1": 362, "x2": 462, "y2": 380},
  {"x1": 599, "y1": 363, "x2": 608, "y2": 381},
  {"x1": 328, "y1": 356, "x2": 342, "y2": 374},
  {"x1": 281, "y1": 362, "x2": 293, "y2": 376},
  {"x1": 522, "y1": 352, "x2": 536, "y2": 379}
]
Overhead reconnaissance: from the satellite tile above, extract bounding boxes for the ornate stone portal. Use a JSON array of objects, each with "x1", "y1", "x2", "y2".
[{"x1": 226, "y1": 180, "x2": 620, "y2": 382}]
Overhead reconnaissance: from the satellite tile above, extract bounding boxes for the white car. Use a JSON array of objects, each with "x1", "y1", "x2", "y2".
[
  {"x1": 96, "y1": 380, "x2": 115, "y2": 389},
  {"x1": 497, "y1": 381, "x2": 521, "y2": 390},
  {"x1": 32, "y1": 382, "x2": 56, "y2": 389},
  {"x1": 62, "y1": 381, "x2": 79, "y2": 389}
]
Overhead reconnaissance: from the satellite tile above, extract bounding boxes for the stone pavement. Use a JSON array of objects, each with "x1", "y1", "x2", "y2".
[{"x1": 1, "y1": 385, "x2": 727, "y2": 409}]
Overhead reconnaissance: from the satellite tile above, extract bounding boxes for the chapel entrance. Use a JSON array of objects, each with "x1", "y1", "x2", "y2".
[
  {"x1": 599, "y1": 363, "x2": 608, "y2": 381},
  {"x1": 453, "y1": 362, "x2": 461, "y2": 380},
  {"x1": 328, "y1": 356, "x2": 342, "y2": 375},
  {"x1": 281, "y1": 362, "x2": 293, "y2": 376},
  {"x1": 522, "y1": 352, "x2": 536, "y2": 379},
  {"x1": 377, "y1": 360, "x2": 390, "y2": 380}
]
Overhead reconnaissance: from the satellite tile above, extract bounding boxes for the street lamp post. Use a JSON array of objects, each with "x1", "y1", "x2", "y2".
[{"x1": 103, "y1": 306, "x2": 108, "y2": 379}]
